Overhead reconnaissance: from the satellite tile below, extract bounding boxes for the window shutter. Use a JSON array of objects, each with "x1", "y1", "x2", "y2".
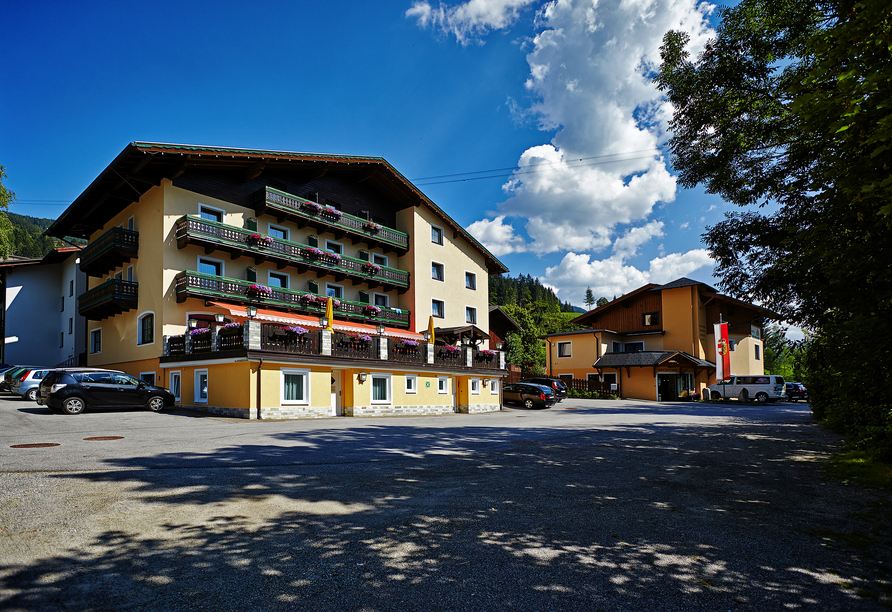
[
  {"x1": 359, "y1": 290, "x2": 370, "y2": 304},
  {"x1": 359, "y1": 250, "x2": 369, "y2": 262},
  {"x1": 307, "y1": 280, "x2": 319, "y2": 294},
  {"x1": 308, "y1": 235, "x2": 318, "y2": 247},
  {"x1": 246, "y1": 217, "x2": 257, "y2": 231},
  {"x1": 246, "y1": 267, "x2": 256, "y2": 282}
]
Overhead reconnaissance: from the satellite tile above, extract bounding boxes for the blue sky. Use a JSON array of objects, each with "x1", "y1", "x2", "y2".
[{"x1": 2, "y1": 0, "x2": 734, "y2": 309}]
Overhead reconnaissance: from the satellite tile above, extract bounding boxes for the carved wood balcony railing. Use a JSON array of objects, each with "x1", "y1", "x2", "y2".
[
  {"x1": 78, "y1": 279, "x2": 139, "y2": 320},
  {"x1": 79, "y1": 227, "x2": 139, "y2": 278}
]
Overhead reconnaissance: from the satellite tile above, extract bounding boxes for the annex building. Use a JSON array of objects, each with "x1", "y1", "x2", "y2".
[{"x1": 46, "y1": 142, "x2": 509, "y2": 419}]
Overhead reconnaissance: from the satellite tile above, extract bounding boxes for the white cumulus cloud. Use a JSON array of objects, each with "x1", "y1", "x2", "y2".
[{"x1": 406, "y1": 0, "x2": 538, "y2": 45}]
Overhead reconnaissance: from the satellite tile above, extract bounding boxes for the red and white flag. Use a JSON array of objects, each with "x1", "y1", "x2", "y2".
[{"x1": 714, "y1": 322, "x2": 730, "y2": 380}]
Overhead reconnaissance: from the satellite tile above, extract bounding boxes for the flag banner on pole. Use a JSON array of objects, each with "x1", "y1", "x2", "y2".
[{"x1": 714, "y1": 322, "x2": 730, "y2": 380}]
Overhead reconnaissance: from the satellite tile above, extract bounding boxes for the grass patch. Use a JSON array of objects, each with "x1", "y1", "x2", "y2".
[{"x1": 827, "y1": 450, "x2": 892, "y2": 490}]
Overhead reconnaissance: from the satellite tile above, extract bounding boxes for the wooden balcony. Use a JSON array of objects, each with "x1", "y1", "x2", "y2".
[
  {"x1": 78, "y1": 227, "x2": 139, "y2": 278},
  {"x1": 173, "y1": 270, "x2": 411, "y2": 329},
  {"x1": 253, "y1": 187, "x2": 410, "y2": 255},
  {"x1": 174, "y1": 215, "x2": 410, "y2": 293},
  {"x1": 78, "y1": 279, "x2": 139, "y2": 320}
]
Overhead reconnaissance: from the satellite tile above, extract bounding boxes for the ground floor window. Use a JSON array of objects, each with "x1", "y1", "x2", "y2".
[
  {"x1": 438, "y1": 376, "x2": 449, "y2": 394},
  {"x1": 140, "y1": 372, "x2": 156, "y2": 385},
  {"x1": 371, "y1": 373, "x2": 392, "y2": 404},
  {"x1": 169, "y1": 371, "x2": 181, "y2": 402},
  {"x1": 490, "y1": 379, "x2": 499, "y2": 394},
  {"x1": 90, "y1": 329, "x2": 101, "y2": 354},
  {"x1": 470, "y1": 378, "x2": 480, "y2": 395},
  {"x1": 405, "y1": 374, "x2": 417, "y2": 394},
  {"x1": 281, "y1": 368, "x2": 310, "y2": 405},
  {"x1": 195, "y1": 370, "x2": 208, "y2": 403}
]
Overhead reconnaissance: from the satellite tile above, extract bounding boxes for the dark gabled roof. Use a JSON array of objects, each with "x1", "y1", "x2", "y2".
[
  {"x1": 46, "y1": 142, "x2": 508, "y2": 274},
  {"x1": 593, "y1": 350, "x2": 714, "y2": 369},
  {"x1": 488, "y1": 305, "x2": 522, "y2": 333},
  {"x1": 0, "y1": 247, "x2": 81, "y2": 270},
  {"x1": 653, "y1": 277, "x2": 717, "y2": 292},
  {"x1": 570, "y1": 283, "x2": 659, "y2": 326}
]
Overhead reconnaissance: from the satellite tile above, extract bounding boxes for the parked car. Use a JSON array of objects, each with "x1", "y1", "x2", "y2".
[
  {"x1": 520, "y1": 377, "x2": 569, "y2": 402},
  {"x1": 9, "y1": 368, "x2": 51, "y2": 401},
  {"x1": 39, "y1": 369, "x2": 175, "y2": 415},
  {"x1": 502, "y1": 382, "x2": 558, "y2": 409},
  {"x1": 785, "y1": 382, "x2": 808, "y2": 402},
  {"x1": 706, "y1": 375, "x2": 786, "y2": 403},
  {"x1": 1, "y1": 366, "x2": 42, "y2": 392}
]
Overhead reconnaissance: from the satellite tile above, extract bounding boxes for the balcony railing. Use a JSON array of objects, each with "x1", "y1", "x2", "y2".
[
  {"x1": 174, "y1": 215, "x2": 410, "y2": 292},
  {"x1": 260, "y1": 326, "x2": 319, "y2": 355},
  {"x1": 79, "y1": 227, "x2": 139, "y2": 278},
  {"x1": 174, "y1": 270, "x2": 411, "y2": 328},
  {"x1": 471, "y1": 348, "x2": 501, "y2": 371},
  {"x1": 387, "y1": 338, "x2": 424, "y2": 364},
  {"x1": 254, "y1": 187, "x2": 410, "y2": 254},
  {"x1": 78, "y1": 279, "x2": 139, "y2": 320}
]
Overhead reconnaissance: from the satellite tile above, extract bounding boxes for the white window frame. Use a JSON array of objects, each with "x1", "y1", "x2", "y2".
[
  {"x1": 268, "y1": 270, "x2": 290, "y2": 290},
  {"x1": 372, "y1": 253, "x2": 388, "y2": 267},
  {"x1": 431, "y1": 260, "x2": 445, "y2": 282},
  {"x1": 194, "y1": 369, "x2": 209, "y2": 404},
  {"x1": 490, "y1": 379, "x2": 499, "y2": 394},
  {"x1": 470, "y1": 378, "x2": 481, "y2": 395},
  {"x1": 370, "y1": 373, "x2": 393, "y2": 405},
  {"x1": 466, "y1": 306, "x2": 477, "y2": 325},
  {"x1": 126, "y1": 265, "x2": 134, "y2": 282},
  {"x1": 114, "y1": 270, "x2": 123, "y2": 281},
  {"x1": 557, "y1": 341, "x2": 572, "y2": 358},
  {"x1": 280, "y1": 368, "x2": 310, "y2": 405},
  {"x1": 465, "y1": 271, "x2": 477, "y2": 290},
  {"x1": 139, "y1": 372, "x2": 156, "y2": 385},
  {"x1": 127, "y1": 216, "x2": 135, "y2": 231},
  {"x1": 268, "y1": 223, "x2": 289, "y2": 241},
  {"x1": 89, "y1": 328, "x2": 101, "y2": 354},
  {"x1": 438, "y1": 375, "x2": 448, "y2": 394},
  {"x1": 325, "y1": 239, "x2": 344, "y2": 255},
  {"x1": 169, "y1": 370, "x2": 182, "y2": 402},
  {"x1": 326, "y1": 283, "x2": 344, "y2": 299},
  {"x1": 623, "y1": 341, "x2": 645, "y2": 353},
  {"x1": 373, "y1": 292, "x2": 389, "y2": 307},
  {"x1": 431, "y1": 223, "x2": 444, "y2": 245},
  {"x1": 612, "y1": 341, "x2": 622, "y2": 353},
  {"x1": 137, "y1": 311, "x2": 156, "y2": 346},
  {"x1": 405, "y1": 374, "x2": 417, "y2": 394},
  {"x1": 199, "y1": 204, "x2": 225, "y2": 223},
  {"x1": 432, "y1": 299, "x2": 445, "y2": 319},
  {"x1": 197, "y1": 255, "x2": 225, "y2": 278}
]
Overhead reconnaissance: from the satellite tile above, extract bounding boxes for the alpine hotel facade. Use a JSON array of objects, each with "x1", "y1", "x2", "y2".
[{"x1": 47, "y1": 143, "x2": 509, "y2": 419}]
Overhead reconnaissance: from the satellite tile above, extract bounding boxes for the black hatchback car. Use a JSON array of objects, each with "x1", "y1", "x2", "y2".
[
  {"x1": 502, "y1": 383, "x2": 558, "y2": 409},
  {"x1": 520, "y1": 377, "x2": 569, "y2": 402},
  {"x1": 39, "y1": 369, "x2": 175, "y2": 415},
  {"x1": 785, "y1": 382, "x2": 808, "y2": 402}
]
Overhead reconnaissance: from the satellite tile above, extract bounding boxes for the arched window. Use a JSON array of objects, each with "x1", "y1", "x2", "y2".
[{"x1": 138, "y1": 312, "x2": 155, "y2": 345}]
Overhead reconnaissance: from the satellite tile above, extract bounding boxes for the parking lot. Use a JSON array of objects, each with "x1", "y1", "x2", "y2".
[{"x1": 2, "y1": 394, "x2": 890, "y2": 610}]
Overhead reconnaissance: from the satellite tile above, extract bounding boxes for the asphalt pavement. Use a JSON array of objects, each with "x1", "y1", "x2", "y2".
[{"x1": 1, "y1": 395, "x2": 890, "y2": 611}]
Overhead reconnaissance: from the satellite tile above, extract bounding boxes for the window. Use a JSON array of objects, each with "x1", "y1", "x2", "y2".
[
  {"x1": 195, "y1": 370, "x2": 208, "y2": 403},
  {"x1": 490, "y1": 379, "x2": 499, "y2": 394},
  {"x1": 470, "y1": 378, "x2": 480, "y2": 395},
  {"x1": 281, "y1": 368, "x2": 310, "y2": 405},
  {"x1": 90, "y1": 329, "x2": 101, "y2": 354},
  {"x1": 326, "y1": 283, "x2": 343, "y2": 299},
  {"x1": 138, "y1": 312, "x2": 154, "y2": 345},
  {"x1": 268, "y1": 224, "x2": 288, "y2": 241},
  {"x1": 438, "y1": 376, "x2": 449, "y2": 394},
  {"x1": 612, "y1": 341, "x2": 621, "y2": 353},
  {"x1": 69, "y1": 280, "x2": 74, "y2": 296},
  {"x1": 466, "y1": 307, "x2": 477, "y2": 324},
  {"x1": 405, "y1": 374, "x2": 417, "y2": 394},
  {"x1": 140, "y1": 372, "x2": 156, "y2": 385},
  {"x1": 61, "y1": 296, "x2": 64, "y2": 312},
  {"x1": 114, "y1": 270, "x2": 123, "y2": 281},
  {"x1": 371, "y1": 373, "x2": 392, "y2": 404},
  {"x1": 557, "y1": 341, "x2": 572, "y2": 357},
  {"x1": 127, "y1": 216, "x2": 135, "y2": 231},
  {"x1": 269, "y1": 272, "x2": 289, "y2": 289},
  {"x1": 643, "y1": 312, "x2": 659, "y2": 326},
  {"x1": 432, "y1": 299, "x2": 444, "y2": 318},
  {"x1": 432, "y1": 262, "x2": 444, "y2": 281},
  {"x1": 169, "y1": 371, "x2": 181, "y2": 402},
  {"x1": 199, "y1": 205, "x2": 223, "y2": 223},
  {"x1": 755, "y1": 344, "x2": 761, "y2": 360},
  {"x1": 372, "y1": 253, "x2": 388, "y2": 267},
  {"x1": 465, "y1": 272, "x2": 476, "y2": 290},
  {"x1": 198, "y1": 257, "x2": 223, "y2": 277},
  {"x1": 729, "y1": 339, "x2": 736, "y2": 351},
  {"x1": 60, "y1": 332, "x2": 64, "y2": 348},
  {"x1": 325, "y1": 240, "x2": 343, "y2": 255},
  {"x1": 68, "y1": 318, "x2": 73, "y2": 335},
  {"x1": 127, "y1": 265, "x2": 134, "y2": 282},
  {"x1": 431, "y1": 224, "x2": 444, "y2": 245},
  {"x1": 373, "y1": 293, "x2": 389, "y2": 307},
  {"x1": 623, "y1": 342, "x2": 644, "y2": 353}
]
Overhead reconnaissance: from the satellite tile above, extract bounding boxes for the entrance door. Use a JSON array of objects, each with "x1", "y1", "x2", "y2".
[
  {"x1": 657, "y1": 374, "x2": 679, "y2": 401},
  {"x1": 331, "y1": 371, "x2": 342, "y2": 416}
]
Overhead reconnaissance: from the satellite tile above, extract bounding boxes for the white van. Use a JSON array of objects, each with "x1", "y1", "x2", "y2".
[{"x1": 706, "y1": 375, "x2": 786, "y2": 402}]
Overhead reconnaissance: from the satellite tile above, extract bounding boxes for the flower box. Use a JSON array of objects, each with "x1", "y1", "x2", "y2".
[
  {"x1": 246, "y1": 233, "x2": 274, "y2": 247},
  {"x1": 362, "y1": 262, "x2": 382, "y2": 275},
  {"x1": 364, "y1": 305, "x2": 382, "y2": 316},
  {"x1": 302, "y1": 201, "x2": 323, "y2": 214},
  {"x1": 363, "y1": 222, "x2": 382, "y2": 233},
  {"x1": 321, "y1": 207, "x2": 342, "y2": 219},
  {"x1": 248, "y1": 284, "x2": 272, "y2": 297}
]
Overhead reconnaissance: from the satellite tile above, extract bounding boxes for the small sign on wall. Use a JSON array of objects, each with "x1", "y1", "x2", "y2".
[{"x1": 425, "y1": 381, "x2": 430, "y2": 388}]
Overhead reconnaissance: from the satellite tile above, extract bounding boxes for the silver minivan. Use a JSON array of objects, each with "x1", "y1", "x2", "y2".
[{"x1": 706, "y1": 375, "x2": 786, "y2": 403}]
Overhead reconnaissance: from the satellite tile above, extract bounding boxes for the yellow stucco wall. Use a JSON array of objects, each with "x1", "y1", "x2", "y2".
[{"x1": 661, "y1": 286, "x2": 698, "y2": 356}]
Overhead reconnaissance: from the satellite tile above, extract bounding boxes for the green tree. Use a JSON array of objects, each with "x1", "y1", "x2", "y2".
[
  {"x1": 502, "y1": 305, "x2": 545, "y2": 374},
  {"x1": 583, "y1": 287, "x2": 595, "y2": 309},
  {"x1": 655, "y1": 0, "x2": 892, "y2": 457},
  {"x1": 0, "y1": 166, "x2": 15, "y2": 258},
  {"x1": 596, "y1": 297, "x2": 608, "y2": 307}
]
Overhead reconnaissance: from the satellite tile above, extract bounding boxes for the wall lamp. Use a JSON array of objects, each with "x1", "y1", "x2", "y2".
[
  {"x1": 358, "y1": 372, "x2": 368, "y2": 383},
  {"x1": 188, "y1": 318, "x2": 198, "y2": 329},
  {"x1": 246, "y1": 306, "x2": 258, "y2": 318},
  {"x1": 483, "y1": 378, "x2": 490, "y2": 387},
  {"x1": 496, "y1": 342, "x2": 504, "y2": 350},
  {"x1": 214, "y1": 313, "x2": 225, "y2": 324},
  {"x1": 376, "y1": 324, "x2": 386, "y2": 336},
  {"x1": 422, "y1": 331, "x2": 431, "y2": 342}
]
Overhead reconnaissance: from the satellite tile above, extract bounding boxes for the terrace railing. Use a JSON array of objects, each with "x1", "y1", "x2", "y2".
[
  {"x1": 78, "y1": 279, "x2": 139, "y2": 320},
  {"x1": 79, "y1": 227, "x2": 139, "y2": 278}
]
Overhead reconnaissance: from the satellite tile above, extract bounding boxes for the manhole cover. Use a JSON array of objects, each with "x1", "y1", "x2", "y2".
[
  {"x1": 11, "y1": 443, "x2": 60, "y2": 448},
  {"x1": 564, "y1": 407, "x2": 577, "y2": 410},
  {"x1": 84, "y1": 436, "x2": 124, "y2": 441}
]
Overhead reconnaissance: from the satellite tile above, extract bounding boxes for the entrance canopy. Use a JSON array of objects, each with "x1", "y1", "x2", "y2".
[{"x1": 434, "y1": 324, "x2": 489, "y2": 346}]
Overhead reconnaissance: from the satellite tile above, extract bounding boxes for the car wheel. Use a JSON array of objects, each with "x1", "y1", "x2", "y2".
[
  {"x1": 147, "y1": 396, "x2": 166, "y2": 412},
  {"x1": 524, "y1": 398, "x2": 535, "y2": 409},
  {"x1": 755, "y1": 392, "x2": 769, "y2": 403},
  {"x1": 25, "y1": 388, "x2": 37, "y2": 401},
  {"x1": 61, "y1": 397, "x2": 86, "y2": 415},
  {"x1": 711, "y1": 391, "x2": 722, "y2": 400},
  {"x1": 739, "y1": 388, "x2": 749, "y2": 403}
]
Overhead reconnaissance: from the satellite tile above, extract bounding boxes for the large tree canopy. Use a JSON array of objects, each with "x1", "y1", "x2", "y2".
[{"x1": 655, "y1": 0, "x2": 892, "y2": 457}]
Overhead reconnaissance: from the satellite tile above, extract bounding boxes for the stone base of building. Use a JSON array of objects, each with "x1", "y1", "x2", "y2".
[
  {"x1": 179, "y1": 404, "x2": 256, "y2": 419},
  {"x1": 456, "y1": 403, "x2": 501, "y2": 414},
  {"x1": 346, "y1": 404, "x2": 456, "y2": 418},
  {"x1": 260, "y1": 406, "x2": 334, "y2": 419}
]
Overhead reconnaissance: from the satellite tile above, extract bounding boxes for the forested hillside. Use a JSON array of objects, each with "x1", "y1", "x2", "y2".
[{"x1": 6, "y1": 213, "x2": 83, "y2": 258}]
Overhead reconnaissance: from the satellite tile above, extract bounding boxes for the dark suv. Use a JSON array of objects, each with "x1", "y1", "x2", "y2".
[
  {"x1": 520, "y1": 377, "x2": 569, "y2": 402},
  {"x1": 39, "y1": 369, "x2": 175, "y2": 415},
  {"x1": 785, "y1": 382, "x2": 808, "y2": 402}
]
